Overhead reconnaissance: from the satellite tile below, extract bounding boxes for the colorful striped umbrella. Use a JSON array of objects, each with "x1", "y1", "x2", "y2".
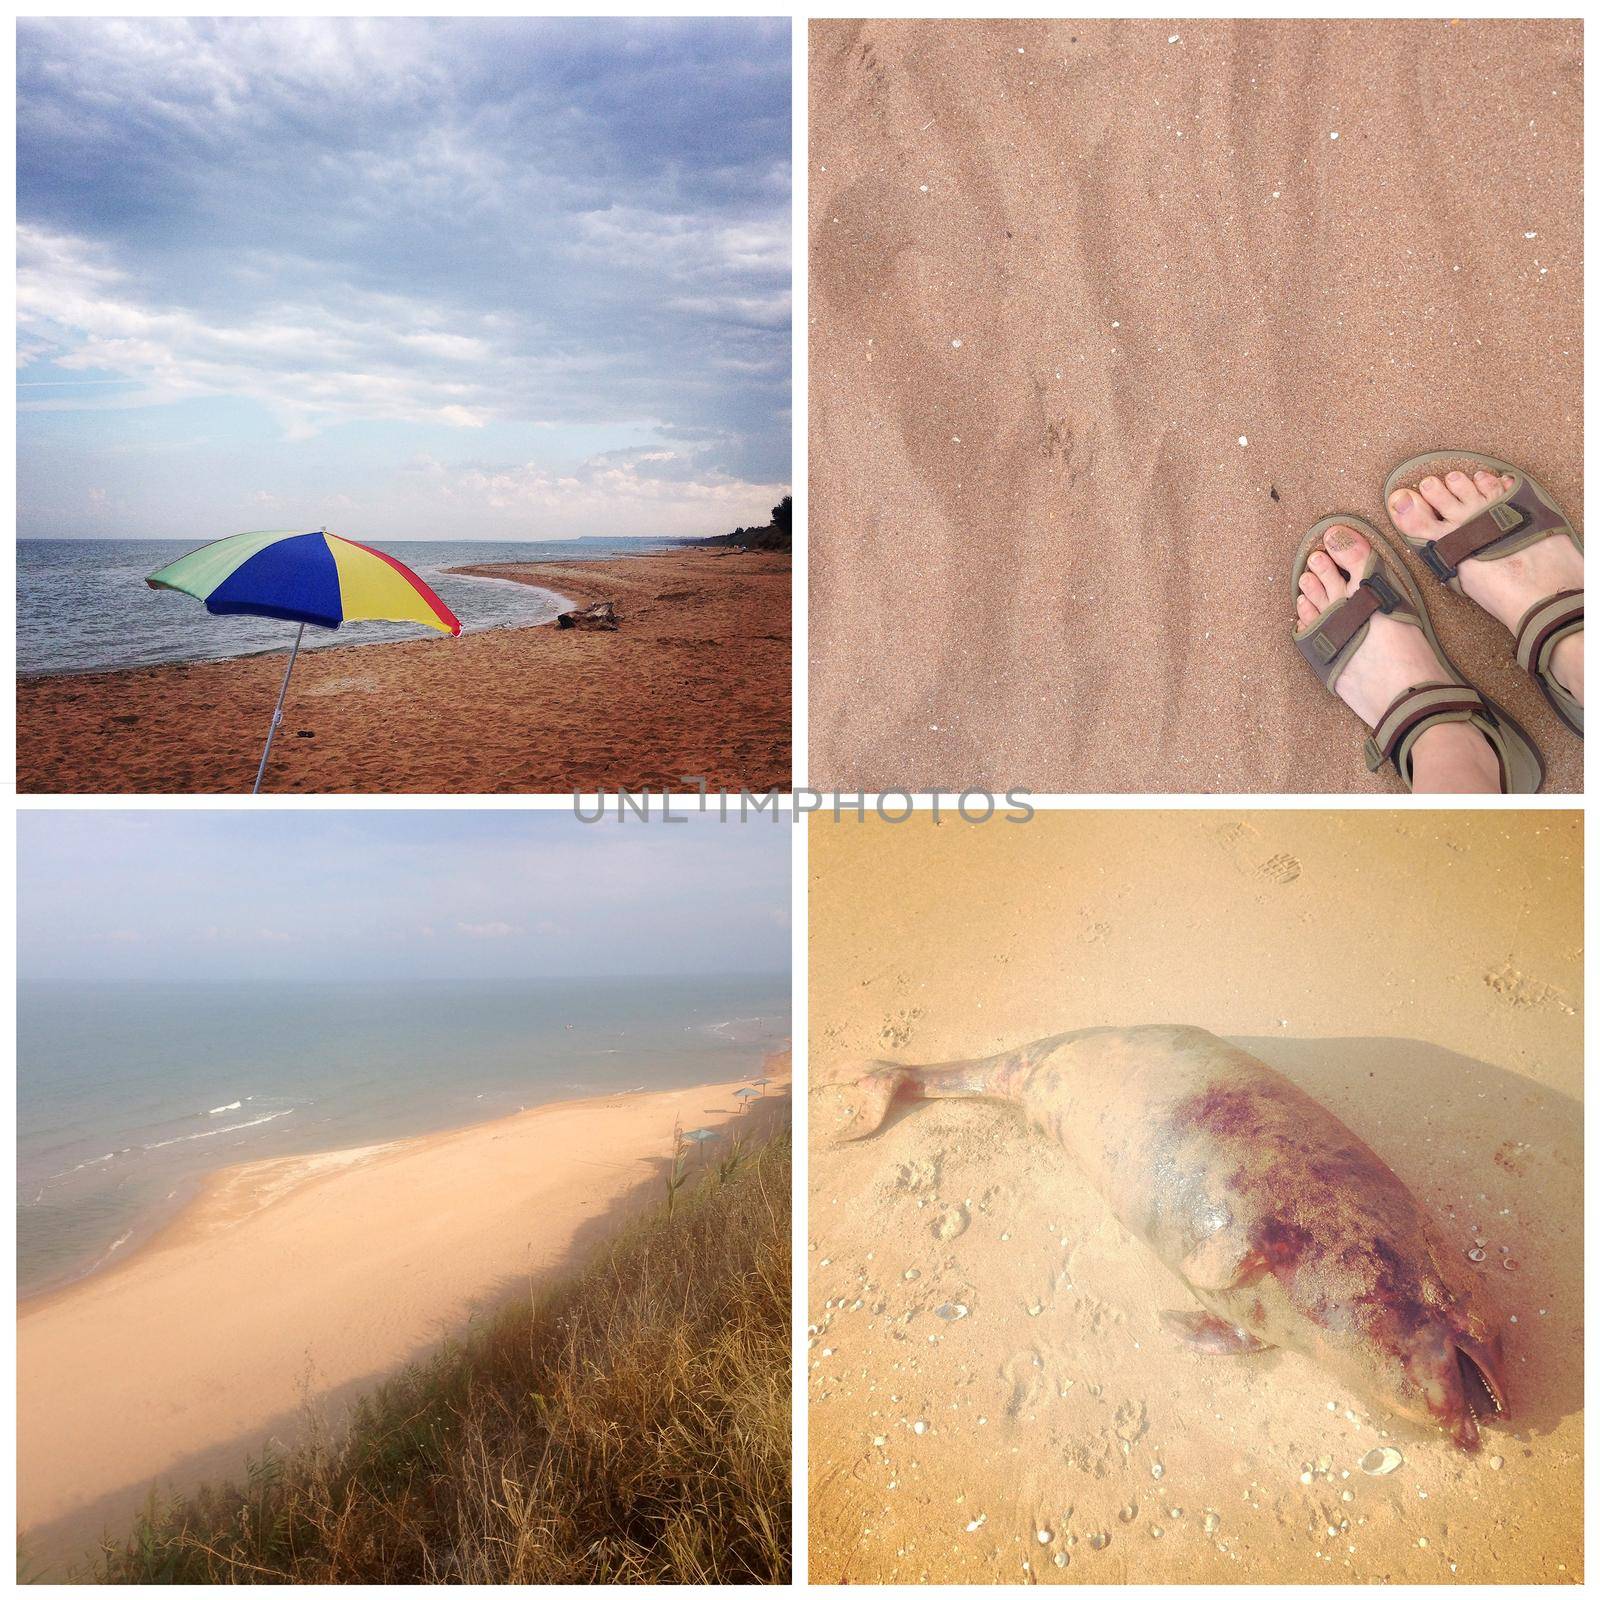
[{"x1": 147, "y1": 529, "x2": 460, "y2": 792}]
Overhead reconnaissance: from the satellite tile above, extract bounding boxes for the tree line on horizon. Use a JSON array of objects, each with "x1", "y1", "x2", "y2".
[{"x1": 705, "y1": 494, "x2": 791, "y2": 553}]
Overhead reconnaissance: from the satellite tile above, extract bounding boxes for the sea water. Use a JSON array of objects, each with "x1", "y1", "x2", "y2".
[
  {"x1": 17, "y1": 536, "x2": 685, "y2": 676},
  {"x1": 17, "y1": 974, "x2": 790, "y2": 1295}
]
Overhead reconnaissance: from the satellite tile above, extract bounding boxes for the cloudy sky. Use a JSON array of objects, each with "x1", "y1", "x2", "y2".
[
  {"x1": 18, "y1": 810, "x2": 792, "y2": 981},
  {"x1": 17, "y1": 18, "x2": 791, "y2": 541}
]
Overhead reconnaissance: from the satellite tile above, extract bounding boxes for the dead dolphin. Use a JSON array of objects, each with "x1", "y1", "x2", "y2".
[{"x1": 835, "y1": 1023, "x2": 1507, "y2": 1451}]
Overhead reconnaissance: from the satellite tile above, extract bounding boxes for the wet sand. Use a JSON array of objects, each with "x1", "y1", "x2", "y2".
[
  {"x1": 19, "y1": 1064, "x2": 791, "y2": 1575},
  {"x1": 808, "y1": 19, "x2": 1583, "y2": 793},
  {"x1": 807, "y1": 812, "x2": 1581, "y2": 1583},
  {"x1": 16, "y1": 548, "x2": 790, "y2": 794}
]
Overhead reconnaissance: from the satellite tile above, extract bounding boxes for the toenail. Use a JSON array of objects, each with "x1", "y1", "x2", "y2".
[
  {"x1": 1421, "y1": 477, "x2": 1440, "y2": 489},
  {"x1": 1391, "y1": 491, "x2": 1410, "y2": 509},
  {"x1": 1448, "y1": 471, "x2": 1469, "y2": 486},
  {"x1": 1323, "y1": 529, "x2": 1350, "y2": 551}
]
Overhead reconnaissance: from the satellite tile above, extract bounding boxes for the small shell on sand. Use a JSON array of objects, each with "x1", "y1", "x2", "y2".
[
  {"x1": 934, "y1": 1302, "x2": 968, "y2": 1320},
  {"x1": 1088, "y1": 1532, "x2": 1110, "y2": 1550},
  {"x1": 1466, "y1": 1247, "x2": 1487, "y2": 1263},
  {"x1": 1359, "y1": 1446, "x2": 1403, "y2": 1476},
  {"x1": 1203, "y1": 1511, "x2": 1221, "y2": 1534}
]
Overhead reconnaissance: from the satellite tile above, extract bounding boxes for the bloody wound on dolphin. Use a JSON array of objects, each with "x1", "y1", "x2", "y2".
[{"x1": 836, "y1": 1024, "x2": 1508, "y2": 1451}]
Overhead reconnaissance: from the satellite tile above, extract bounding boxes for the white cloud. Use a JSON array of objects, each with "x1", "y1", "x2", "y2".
[{"x1": 456, "y1": 919, "x2": 521, "y2": 938}]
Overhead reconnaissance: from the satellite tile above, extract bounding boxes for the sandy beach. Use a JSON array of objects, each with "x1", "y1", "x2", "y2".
[
  {"x1": 16, "y1": 547, "x2": 790, "y2": 794},
  {"x1": 19, "y1": 1063, "x2": 791, "y2": 1574},
  {"x1": 808, "y1": 18, "x2": 1582, "y2": 793},
  {"x1": 807, "y1": 812, "x2": 1581, "y2": 1583}
]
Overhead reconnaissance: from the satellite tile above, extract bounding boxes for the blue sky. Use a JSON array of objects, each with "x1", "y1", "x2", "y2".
[
  {"x1": 17, "y1": 18, "x2": 791, "y2": 541},
  {"x1": 17, "y1": 811, "x2": 792, "y2": 980}
]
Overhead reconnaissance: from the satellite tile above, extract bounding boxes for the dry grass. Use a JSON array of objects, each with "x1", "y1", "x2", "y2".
[{"x1": 95, "y1": 1130, "x2": 791, "y2": 1584}]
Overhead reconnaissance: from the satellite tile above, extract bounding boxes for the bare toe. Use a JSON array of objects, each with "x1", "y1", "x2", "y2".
[
  {"x1": 1320, "y1": 522, "x2": 1371, "y2": 584},
  {"x1": 1389, "y1": 487, "x2": 1442, "y2": 540},
  {"x1": 1444, "y1": 469, "x2": 1485, "y2": 509},
  {"x1": 1295, "y1": 595, "x2": 1319, "y2": 627},
  {"x1": 1299, "y1": 569, "x2": 1330, "y2": 608},
  {"x1": 1418, "y1": 475, "x2": 1466, "y2": 518},
  {"x1": 1306, "y1": 547, "x2": 1347, "y2": 603},
  {"x1": 1473, "y1": 470, "x2": 1505, "y2": 501}
]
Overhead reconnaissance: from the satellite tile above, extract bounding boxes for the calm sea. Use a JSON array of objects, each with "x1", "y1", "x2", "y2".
[
  {"x1": 17, "y1": 536, "x2": 685, "y2": 676},
  {"x1": 17, "y1": 974, "x2": 789, "y2": 1296}
]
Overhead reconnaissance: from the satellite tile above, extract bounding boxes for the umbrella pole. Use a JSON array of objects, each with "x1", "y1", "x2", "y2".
[{"x1": 252, "y1": 623, "x2": 305, "y2": 795}]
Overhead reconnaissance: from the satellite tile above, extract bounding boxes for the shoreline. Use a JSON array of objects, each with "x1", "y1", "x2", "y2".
[
  {"x1": 19, "y1": 1060, "x2": 791, "y2": 1568},
  {"x1": 14, "y1": 541, "x2": 704, "y2": 683},
  {"x1": 16, "y1": 546, "x2": 791, "y2": 792},
  {"x1": 17, "y1": 1049, "x2": 784, "y2": 1308}
]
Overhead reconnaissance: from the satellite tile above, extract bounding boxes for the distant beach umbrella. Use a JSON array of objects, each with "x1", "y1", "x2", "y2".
[
  {"x1": 146, "y1": 529, "x2": 460, "y2": 793},
  {"x1": 680, "y1": 1125, "x2": 720, "y2": 1162},
  {"x1": 735, "y1": 1087, "x2": 761, "y2": 1110}
]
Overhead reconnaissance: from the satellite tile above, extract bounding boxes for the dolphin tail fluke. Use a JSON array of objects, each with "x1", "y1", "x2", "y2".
[{"x1": 830, "y1": 1050, "x2": 1028, "y2": 1141}]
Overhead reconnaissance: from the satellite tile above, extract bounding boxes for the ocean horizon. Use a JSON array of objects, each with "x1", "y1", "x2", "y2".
[
  {"x1": 17, "y1": 535, "x2": 692, "y2": 676},
  {"x1": 18, "y1": 973, "x2": 790, "y2": 1297}
]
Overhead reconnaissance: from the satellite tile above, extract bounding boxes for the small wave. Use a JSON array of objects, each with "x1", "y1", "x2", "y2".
[
  {"x1": 143, "y1": 1107, "x2": 295, "y2": 1149},
  {"x1": 39, "y1": 1152, "x2": 115, "y2": 1183},
  {"x1": 207, "y1": 1101, "x2": 243, "y2": 1115},
  {"x1": 82, "y1": 1229, "x2": 136, "y2": 1276}
]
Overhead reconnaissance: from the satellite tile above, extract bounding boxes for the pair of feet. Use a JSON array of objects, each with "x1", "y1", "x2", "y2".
[{"x1": 1296, "y1": 469, "x2": 1585, "y2": 793}]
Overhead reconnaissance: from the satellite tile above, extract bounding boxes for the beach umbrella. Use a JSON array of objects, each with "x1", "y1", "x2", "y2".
[
  {"x1": 681, "y1": 1126, "x2": 720, "y2": 1162},
  {"x1": 147, "y1": 529, "x2": 460, "y2": 792},
  {"x1": 735, "y1": 1087, "x2": 761, "y2": 1112}
]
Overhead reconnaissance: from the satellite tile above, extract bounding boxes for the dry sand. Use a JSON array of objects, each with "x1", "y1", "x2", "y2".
[
  {"x1": 16, "y1": 547, "x2": 790, "y2": 794},
  {"x1": 18, "y1": 1065, "x2": 791, "y2": 1575},
  {"x1": 807, "y1": 811, "x2": 1581, "y2": 1583},
  {"x1": 808, "y1": 19, "x2": 1583, "y2": 793}
]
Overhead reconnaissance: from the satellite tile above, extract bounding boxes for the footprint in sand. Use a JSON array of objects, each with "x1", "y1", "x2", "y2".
[
  {"x1": 879, "y1": 1007, "x2": 925, "y2": 1049},
  {"x1": 1256, "y1": 852, "x2": 1302, "y2": 885},
  {"x1": 1483, "y1": 961, "x2": 1573, "y2": 1013},
  {"x1": 932, "y1": 1202, "x2": 969, "y2": 1241},
  {"x1": 1003, "y1": 1348, "x2": 1048, "y2": 1419}
]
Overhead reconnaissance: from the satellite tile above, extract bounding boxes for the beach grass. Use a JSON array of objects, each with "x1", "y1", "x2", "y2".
[{"x1": 93, "y1": 1128, "x2": 791, "y2": 1584}]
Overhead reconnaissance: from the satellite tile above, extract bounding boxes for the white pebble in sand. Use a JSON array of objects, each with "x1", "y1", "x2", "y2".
[
  {"x1": 1329, "y1": 131, "x2": 1340, "y2": 140},
  {"x1": 950, "y1": 339, "x2": 962, "y2": 349},
  {"x1": 1238, "y1": 436, "x2": 1249, "y2": 446},
  {"x1": 1525, "y1": 231, "x2": 1537, "y2": 238}
]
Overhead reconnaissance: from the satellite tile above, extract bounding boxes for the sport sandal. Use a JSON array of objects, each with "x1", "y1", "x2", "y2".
[
  {"x1": 1384, "y1": 449, "x2": 1583, "y2": 737},
  {"x1": 1292, "y1": 513, "x2": 1543, "y2": 793}
]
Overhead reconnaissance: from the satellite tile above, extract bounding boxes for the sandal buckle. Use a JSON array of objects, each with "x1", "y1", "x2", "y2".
[
  {"x1": 1419, "y1": 542, "x2": 1457, "y2": 583},
  {"x1": 1360, "y1": 572, "x2": 1403, "y2": 614}
]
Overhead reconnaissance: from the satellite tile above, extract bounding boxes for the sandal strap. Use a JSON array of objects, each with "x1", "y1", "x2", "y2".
[
  {"x1": 1364, "y1": 682, "x2": 1490, "y2": 773},
  {"x1": 1514, "y1": 588, "x2": 1584, "y2": 678},
  {"x1": 1420, "y1": 478, "x2": 1567, "y2": 582},
  {"x1": 1297, "y1": 570, "x2": 1414, "y2": 681}
]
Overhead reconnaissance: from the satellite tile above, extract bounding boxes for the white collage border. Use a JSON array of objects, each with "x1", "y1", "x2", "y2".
[{"x1": 4, "y1": 4, "x2": 1594, "y2": 1595}]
